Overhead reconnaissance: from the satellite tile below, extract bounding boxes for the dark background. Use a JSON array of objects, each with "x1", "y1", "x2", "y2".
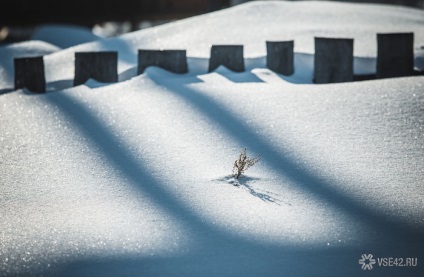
[
  {"x1": 1, "y1": 0, "x2": 423, "y2": 43},
  {"x1": 1, "y1": 0, "x2": 228, "y2": 26},
  {"x1": 1, "y1": 0, "x2": 423, "y2": 26}
]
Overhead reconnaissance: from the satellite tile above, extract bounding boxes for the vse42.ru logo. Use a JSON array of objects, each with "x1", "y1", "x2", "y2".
[{"x1": 359, "y1": 254, "x2": 418, "y2": 270}]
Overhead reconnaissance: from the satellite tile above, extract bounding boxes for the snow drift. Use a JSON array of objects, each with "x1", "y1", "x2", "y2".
[{"x1": 0, "y1": 1, "x2": 423, "y2": 276}]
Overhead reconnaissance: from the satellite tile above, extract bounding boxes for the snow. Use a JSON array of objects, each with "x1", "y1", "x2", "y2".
[
  {"x1": 1, "y1": 1, "x2": 424, "y2": 276},
  {"x1": 31, "y1": 24, "x2": 102, "y2": 49},
  {"x1": 37, "y1": 0, "x2": 424, "y2": 88},
  {"x1": 0, "y1": 41, "x2": 60, "y2": 93}
]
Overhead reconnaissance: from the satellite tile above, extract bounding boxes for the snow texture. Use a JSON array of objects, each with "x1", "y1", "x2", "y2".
[
  {"x1": 0, "y1": 41, "x2": 60, "y2": 94},
  {"x1": 31, "y1": 24, "x2": 102, "y2": 49},
  {"x1": 0, "y1": 1, "x2": 423, "y2": 276}
]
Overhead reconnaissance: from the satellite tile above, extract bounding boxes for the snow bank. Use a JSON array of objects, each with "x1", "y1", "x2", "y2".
[
  {"x1": 1, "y1": 67, "x2": 423, "y2": 276},
  {"x1": 1, "y1": 1, "x2": 423, "y2": 276},
  {"x1": 40, "y1": 0, "x2": 424, "y2": 86},
  {"x1": 31, "y1": 24, "x2": 101, "y2": 49},
  {"x1": 0, "y1": 41, "x2": 60, "y2": 93},
  {"x1": 2, "y1": 1, "x2": 422, "y2": 90}
]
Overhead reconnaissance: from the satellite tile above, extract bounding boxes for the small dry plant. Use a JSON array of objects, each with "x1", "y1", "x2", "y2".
[{"x1": 232, "y1": 147, "x2": 261, "y2": 179}]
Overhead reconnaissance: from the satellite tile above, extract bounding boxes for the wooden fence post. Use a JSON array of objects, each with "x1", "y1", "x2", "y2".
[
  {"x1": 314, "y1": 37, "x2": 354, "y2": 84},
  {"x1": 377, "y1": 33, "x2": 414, "y2": 79},
  {"x1": 138, "y1": 50, "x2": 188, "y2": 74},
  {"x1": 14, "y1": 56, "x2": 46, "y2": 93},
  {"x1": 208, "y1": 45, "x2": 245, "y2": 72},
  {"x1": 74, "y1": 51, "x2": 118, "y2": 86},
  {"x1": 266, "y1": 41, "x2": 294, "y2": 75}
]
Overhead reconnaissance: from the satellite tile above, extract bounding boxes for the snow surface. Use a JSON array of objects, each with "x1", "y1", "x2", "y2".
[
  {"x1": 1, "y1": 1, "x2": 424, "y2": 276},
  {"x1": 0, "y1": 41, "x2": 60, "y2": 94},
  {"x1": 34, "y1": 0, "x2": 424, "y2": 89},
  {"x1": 31, "y1": 25, "x2": 102, "y2": 49}
]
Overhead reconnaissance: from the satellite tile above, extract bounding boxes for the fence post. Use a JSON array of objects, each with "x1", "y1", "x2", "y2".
[
  {"x1": 74, "y1": 51, "x2": 118, "y2": 86},
  {"x1": 377, "y1": 33, "x2": 414, "y2": 79},
  {"x1": 14, "y1": 56, "x2": 46, "y2": 93},
  {"x1": 208, "y1": 45, "x2": 245, "y2": 72},
  {"x1": 266, "y1": 41, "x2": 294, "y2": 75},
  {"x1": 138, "y1": 50, "x2": 188, "y2": 74},
  {"x1": 314, "y1": 37, "x2": 354, "y2": 84}
]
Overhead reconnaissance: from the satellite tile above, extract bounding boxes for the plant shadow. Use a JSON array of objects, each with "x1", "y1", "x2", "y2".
[
  {"x1": 219, "y1": 175, "x2": 289, "y2": 206},
  {"x1": 148, "y1": 72, "x2": 424, "y2": 244}
]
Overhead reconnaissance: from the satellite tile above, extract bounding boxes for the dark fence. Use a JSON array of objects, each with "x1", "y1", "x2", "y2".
[
  {"x1": 138, "y1": 50, "x2": 188, "y2": 74},
  {"x1": 208, "y1": 45, "x2": 245, "y2": 73},
  {"x1": 14, "y1": 56, "x2": 45, "y2": 93},
  {"x1": 74, "y1": 52, "x2": 118, "y2": 86},
  {"x1": 377, "y1": 33, "x2": 414, "y2": 79},
  {"x1": 266, "y1": 41, "x2": 294, "y2": 76},
  {"x1": 314, "y1": 38, "x2": 354, "y2": 84},
  {"x1": 13, "y1": 33, "x2": 421, "y2": 93}
]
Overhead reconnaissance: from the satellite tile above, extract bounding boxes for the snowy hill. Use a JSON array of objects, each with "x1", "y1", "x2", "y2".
[
  {"x1": 34, "y1": 0, "x2": 424, "y2": 88},
  {"x1": 0, "y1": 41, "x2": 60, "y2": 93},
  {"x1": 1, "y1": 1, "x2": 423, "y2": 276}
]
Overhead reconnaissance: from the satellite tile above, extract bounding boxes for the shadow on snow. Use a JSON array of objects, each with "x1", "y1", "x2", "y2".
[{"x1": 34, "y1": 70, "x2": 424, "y2": 276}]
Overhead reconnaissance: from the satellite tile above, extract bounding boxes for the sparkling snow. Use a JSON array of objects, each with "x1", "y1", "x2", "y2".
[{"x1": 0, "y1": 1, "x2": 423, "y2": 276}]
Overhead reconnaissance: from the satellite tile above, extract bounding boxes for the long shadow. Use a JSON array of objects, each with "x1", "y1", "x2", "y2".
[
  {"x1": 219, "y1": 175, "x2": 284, "y2": 205},
  {"x1": 46, "y1": 80, "x2": 74, "y2": 91},
  {"x1": 42, "y1": 92, "x2": 214, "y2": 236},
  {"x1": 39, "y1": 91, "x2": 304, "y2": 275},
  {"x1": 57, "y1": 245, "x2": 423, "y2": 277},
  {"x1": 0, "y1": 87, "x2": 14, "y2": 95},
  {"x1": 37, "y1": 90, "x2": 365, "y2": 277},
  {"x1": 237, "y1": 177, "x2": 284, "y2": 205},
  {"x1": 34, "y1": 87, "x2": 422, "y2": 276},
  {"x1": 215, "y1": 71, "x2": 264, "y2": 83},
  {"x1": 147, "y1": 74, "x2": 424, "y2": 243}
]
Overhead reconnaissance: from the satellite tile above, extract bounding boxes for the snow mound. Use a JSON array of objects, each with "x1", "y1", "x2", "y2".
[
  {"x1": 0, "y1": 41, "x2": 60, "y2": 93},
  {"x1": 31, "y1": 24, "x2": 102, "y2": 49},
  {"x1": 40, "y1": 1, "x2": 424, "y2": 87},
  {"x1": 1, "y1": 1, "x2": 424, "y2": 276}
]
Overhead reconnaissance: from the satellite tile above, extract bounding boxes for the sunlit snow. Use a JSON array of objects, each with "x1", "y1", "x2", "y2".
[{"x1": 1, "y1": 1, "x2": 423, "y2": 276}]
